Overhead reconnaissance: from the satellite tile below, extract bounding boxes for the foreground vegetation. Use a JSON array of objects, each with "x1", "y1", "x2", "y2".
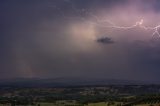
[{"x1": 0, "y1": 85, "x2": 160, "y2": 106}]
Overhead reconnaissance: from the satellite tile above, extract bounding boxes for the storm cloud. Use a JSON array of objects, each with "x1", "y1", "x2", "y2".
[
  {"x1": 97, "y1": 37, "x2": 114, "y2": 44},
  {"x1": 1, "y1": 0, "x2": 160, "y2": 82}
]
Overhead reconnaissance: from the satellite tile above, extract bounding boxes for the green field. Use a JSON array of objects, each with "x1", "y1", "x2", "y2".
[
  {"x1": 0, "y1": 102, "x2": 160, "y2": 106},
  {"x1": 86, "y1": 102, "x2": 108, "y2": 106}
]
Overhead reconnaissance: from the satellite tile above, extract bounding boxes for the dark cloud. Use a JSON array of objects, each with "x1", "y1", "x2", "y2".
[
  {"x1": 97, "y1": 37, "x2": 114, "y2": 44},
  {"x1": 1, "y1": 0, "x2": 160, "y2": 82}
]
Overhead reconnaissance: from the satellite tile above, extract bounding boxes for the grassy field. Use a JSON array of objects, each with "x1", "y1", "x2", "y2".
[
  {"x1": 135, "y1": 104, "x2": 160, "y2": 106},
  {"x1": 86, "y1": 102, "x2": 107, "y2": 106},
  {"x1": 38, "y1": 102, "x2": 121, "y2": 106},
  {"x1": 0, "y1": 102, "x2": 160, "y2": 106}
]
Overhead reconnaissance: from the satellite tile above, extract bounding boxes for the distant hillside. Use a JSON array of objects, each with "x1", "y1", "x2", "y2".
[{"x1": 0, "y1": 77, "x2": 156, "y2": 87}]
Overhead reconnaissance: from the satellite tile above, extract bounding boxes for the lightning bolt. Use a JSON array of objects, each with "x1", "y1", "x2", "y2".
[
  {"x1": 110, "y1": 19, "x2": 160, "y2": 37},
  {"x1": 89, "y1": 14, "x2": 160, "y2": 37},
  {"x1": 83, "y1": 12, "x2": 160, "y2": 37},
  {"x1": 51, "y1": 0, "x2": 160, "y2": 38}
]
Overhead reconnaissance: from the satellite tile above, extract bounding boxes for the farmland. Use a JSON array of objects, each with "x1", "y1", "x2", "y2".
[{"x1": 0, "y1": 85, "x2": 160, "y2": 106}]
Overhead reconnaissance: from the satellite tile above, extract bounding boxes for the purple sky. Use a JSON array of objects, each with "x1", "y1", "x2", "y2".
[{"x1": 1, "y1": 0, "x2": 160, "y2": 82}]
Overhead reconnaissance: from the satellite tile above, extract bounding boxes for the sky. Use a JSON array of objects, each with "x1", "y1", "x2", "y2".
[{"x1": 1, "y1": 0, "x2": 160, "y2": 82}]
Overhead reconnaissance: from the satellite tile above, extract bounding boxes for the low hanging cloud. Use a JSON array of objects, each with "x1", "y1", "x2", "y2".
[{"x1": 97, "y1": 37, "x2": 114, "y2": 44}]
